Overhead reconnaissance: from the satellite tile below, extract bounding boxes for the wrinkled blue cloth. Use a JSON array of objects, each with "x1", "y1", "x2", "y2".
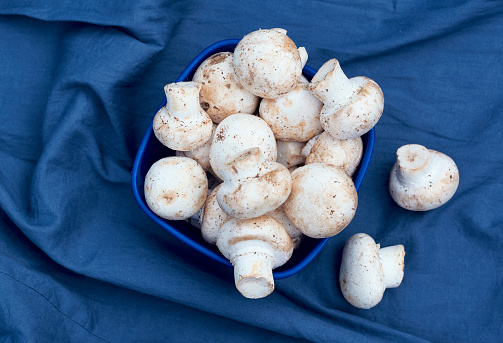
[{"x1": 1, "y1": 1, "x2": 502, "y2": 342}]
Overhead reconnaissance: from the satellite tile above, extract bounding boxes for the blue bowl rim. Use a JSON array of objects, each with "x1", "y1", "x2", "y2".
[{"x1": 131, "y1": 39, "x2": 375, "y2": 279}]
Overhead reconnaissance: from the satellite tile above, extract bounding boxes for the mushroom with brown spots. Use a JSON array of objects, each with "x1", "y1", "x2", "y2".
[
  {"x1": 192, "y1": 52, "x2": 260, "y2": 123},
  {"x1": 176, "y1": 123, "x2": 217, "y2": 171},
  {"x1": 339, "y1": 233, "x2": 405, "y2": 309},
  {"x1": 305, "y1": 131, "x2": 363, "y2": 177},
  {"x1": 233, "y1": 28, "x2": 308, "y2": 99},
  {"x1": 153, "y1": 82, "x2": 213, "y2": 151},
  {"x1": 144, "y1": 157, "x2": 208, "y2": 220},
  {"x1": 216, "y1": 215, "x2": 293, "y2": 299},
  {"x1": 283, "y1": 163, "x2": 358, "y2": 239},
  {"x1": 200, "y1": 184, "x2": 230, "y2": 244},
  {"x1": 309, "y1": 59, "x2": 384, "y2": 140},
  {"x1": 389, "y1": 144, "x2": 460, "y2": 211},
  {"x1": 217, "y1": 147, "x2": 292, "y2": 219},
  {"x1": 259, "y1": 82, "x2": 323, "y2": 142}
]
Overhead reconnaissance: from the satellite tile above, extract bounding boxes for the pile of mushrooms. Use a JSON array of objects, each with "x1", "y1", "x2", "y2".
[{"x1": 145, "y1": 28, "x2": 459, "y2": 303}]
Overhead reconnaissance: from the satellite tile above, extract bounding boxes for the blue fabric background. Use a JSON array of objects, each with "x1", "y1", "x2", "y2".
[{"x1": 0, "y1": 1, "x2": 502, "y2": 342}]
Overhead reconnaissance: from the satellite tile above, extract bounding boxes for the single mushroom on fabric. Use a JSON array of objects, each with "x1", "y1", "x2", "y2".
[
  {"x1": 192, "y1": 52, "x2": 260, "y2": 123},
  {"x1": 283, "y1": 164, "x2": 358, "y2": 238},
  {"x1": 389, "y1": 144, "x2": 460, "y2": 211},
  {"x1": 217, "y1": 147, "x2": 292, "y2": 219},
  {"x1": 216, "y1": 215, "x2": 293, "y2": 299},
  {"x1": 153, "y1": 82, "x2": 213, "y2": 151},
  {"x1": 339, "y1": 233, "x2": 405, "y2": 309},
  {"x1": 233, "y1": 28, "x2": 308, "y2": 99},
  {"x1": 305, "y1": 131, "x2": 363, "y2": 177},
  {"x1": 259, "y1": 82, "x2": 323, "y2": 142},
  {"x1": 209, "y1": 113, "x2": 277, "y2": 179},
  {"x1": 144, "y1": 157, "x2": 208, "y2": 220},
  {"x1": 309, "y1": 59, "x2": 384, "y2": 140}
]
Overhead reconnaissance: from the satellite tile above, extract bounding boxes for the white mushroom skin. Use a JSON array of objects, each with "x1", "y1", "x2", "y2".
[
  {"x1": 216, "y1": 215, "x2": 293, "y2": 299},
  {"x1": 153, "y1": 82, "x2": 213, "y2": 151},
  {"x1": 305, "y1": 131, "x2": 363, "y2": 177},
  {"x1": 276, "y1": 140, "x2": 306, "y2": 169},
  {"x1": 301, "y1": 133, "x2": 322, "y2": 159},
  {"x1": 339, "y1": 233, "x2": 405, "y2": 309},
  {"x1": 389, "y1": 144, "x2": 460, "y2": 211},
  {"x1": 233, "y1": 28, "x2": 306, "y2": 99},
  {"x1": 176, "y1": 123, "x2": 217, "y2": 171},
  {"x1": 309, "y1": 59, "x2": 384, "y2": 140},
  {"x1": 200, "y1": 184, "x2": 230, "y2": 244},
  {"x1": 193, "y1": 52, "x2": 260, "y2": 123},
  {"x1": 259, "y1": 83, "x2": 323, "y2": 142},
  {"x1": 266, "y1": 205, "x2": 303, "y2": 249},
  {"x1": 217, "y1": 148, "x2": 292, "y2": 219},
  {"x1": 144, "y1": 157, "x2": 208, "y2": 220},
  {"x1": 209, "y1": 113, "x2": 277, "y2": 179},
  {"x1": 283, "y1": 164, "x2": 358, "y2": 238}
]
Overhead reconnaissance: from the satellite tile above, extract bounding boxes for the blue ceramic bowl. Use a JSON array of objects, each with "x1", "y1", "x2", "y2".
[{"x1": 131, "y1": 39, "x2": 375, "y2": 279}]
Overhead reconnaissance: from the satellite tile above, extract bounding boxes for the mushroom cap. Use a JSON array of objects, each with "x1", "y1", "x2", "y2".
[
  {"x1": 144, "y1": 157, "x2": 208, "y2": 220},
  {"x1": 176, "y1": 123, "x2": 217, "y2": 171},
  {"x1": 209, "y1": 113, "x2": 277, "y2": 179},
  {"x1": 320, "y1": 76, "x2": 384, "y2": 140},
  {"x1": 153, "y1": 82, "x2": 213, "y2": 151},
  {"x1": 283, "y1": 164, "x2": 358, "y2": 238},
  {"x1": 200, "y1": 184, "x2": 230, "y2": 244},
  {"x1": 217, "y1": 148, "x2": 292, "y2": 219},
  {"x1": 266, "y1": 205, "x2": 303, "y2": 249},
  {"x1": 389, "y1": 144, "x2": 460, "y2": 211},
  {"x1": 305, "y1": 131, "x2": 363, "y2": 176},
  {"x1": 301, "y1": 133, "x2": 322, "y2": 159},
  {"x1": 217, "y1": 215, "x2": 293, "y2": 269},
  {"x1": 193, "y1": 52, "x2": 260, "y2": 123},
  {"x1": 233, "y1": 29, "x2": 303, "y2": 99},
  {"x1": 259, "y1": 83, "x2": 323, "y2": 142},
  {"x1": 339, "y1": 233, "x2": 385, "y2": 309}
]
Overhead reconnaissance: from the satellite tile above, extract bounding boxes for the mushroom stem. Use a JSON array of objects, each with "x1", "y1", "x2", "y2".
[
  {"x1": 310, "y1": 59, "x2": 354, "y2": 106},
  {"x1": 164, "y1": 82, "x2": 202, "y2": 118},
  {"x1": 218, "y1": 147, "x2": 262, "y2": 183},
  {"x1": 298, "y1": 47, "x2": 308, "y2": 68},
  {"x1": 379, "y1": 245, "x2": 405, "y2": 289},
  {"x1": 395, "y1": 144, "x2": 435, "y2": 184},
  {"x1": 233, "y1": 252, "x2": 274, "y2": 299}
]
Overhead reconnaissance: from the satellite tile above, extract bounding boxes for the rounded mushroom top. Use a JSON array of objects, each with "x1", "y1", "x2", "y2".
[
  {"x1": 233, "y1": 28, "x2": 304, "y2": 99},
  {"x1": 216, "y1": 215, "x2": 293, "y2": 269},
  {"x1": 200, "y1": 184, "x2": 230, "y2": 245},
  {"x1": 259, "y1": 82, "x2": 323, "y2": 142},
  {"x1": 389, "y1": 144, "x2": 460, "y2": 211},
  {"x1": 283, "y1": 163, "x2": 358, "y2": 238},
  {"x1": 305, "y1": 131, "x2": 363, "y2": 176},
  {"x1": 144, "y1": 157, "x2": 208, "y2": 220},
  {"x1": 193, "y1": 52, "x2": 260, "y2": 123},
  {"x1": 339, "y1": 233, "x2": 385, "y2": 309},
  {"x1": 209, "y1": 113, "x2": 277, "y2": 179}
]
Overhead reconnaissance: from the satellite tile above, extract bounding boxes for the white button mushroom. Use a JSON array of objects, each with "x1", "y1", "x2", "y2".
[
  {"x1": 153, "y1": 81, "x2": 213, "y2": 151},
  {"x1": 217, "y1": 147, "x2": 292, "y2": 219},
  {"x1": 305, "y1": 131, "x2": 363, "y2": 177},
  {"x1": 283, "y1": 164, "x2": 358, "y2": 238},
  {"x1": 176, "y1": 123, "x2": 217, "y2": 171},
  {"x1": 233, "y1": 28, "x2": 307, "y2": 99},
  {"x1": 216, "y1": 215, "x2": 293, "y2": 299},
  {"x1": 309, "y1": 59, "x2": 384, "y2": 140},
  {"x1": 144, "y1": 157, "x2": 208, "y2": 220},
  {"x1": 259, "y1": 83, "x2": 323, "y2": 142},
  {"x1": 209, "y1": 113, "x2": 277, "y2": 179},
  {"x1": 192, "y1": 52, "x2": 260, "y2": 123},
  {"x1": 339, "y1": 233, "x2": 405, "y2": 309},
  {"x1": 266, "y1": 205, "x2": 303, "y2": 249},
  {"x1": 200, "y1": 184, "x2": 230, "y2": 244},
  {"x1": 276, "y1": 140, "x2": 306, "y2": 169},
  {"x1": 389, "y1": 144, "x2": 460, "y2": 211},
  {"x1": 300, "y1": 133, "x2": 322, "y2": 159}
]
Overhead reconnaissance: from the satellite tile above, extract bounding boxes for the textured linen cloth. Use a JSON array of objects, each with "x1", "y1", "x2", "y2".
[{"x1": 0, "y1": 1, "x2": 502, "y2": 342}]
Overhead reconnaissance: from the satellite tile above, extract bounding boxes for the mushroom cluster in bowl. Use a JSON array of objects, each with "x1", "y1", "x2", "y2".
[{"x1": 132, "y1": 29, "x2": 381, "y2": 299}]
